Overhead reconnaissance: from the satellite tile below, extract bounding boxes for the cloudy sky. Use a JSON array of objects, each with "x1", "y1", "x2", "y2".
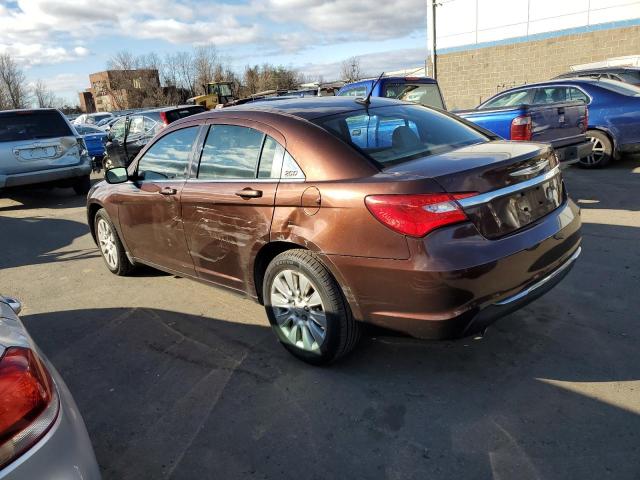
[{"x1": 0, "y1": 0, "x2": 428, "y2": 103}]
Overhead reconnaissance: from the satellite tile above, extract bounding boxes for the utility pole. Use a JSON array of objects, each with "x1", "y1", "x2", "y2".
[{"x1": 426, "y1": 0, "x2": 439, "y2": 80}]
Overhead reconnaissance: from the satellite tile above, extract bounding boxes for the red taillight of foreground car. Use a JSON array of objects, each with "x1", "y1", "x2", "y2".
[
  {"x1": 159, "y1": 111, "x2": 169, "y2": 126},
  {"x1": 0, "y1": 347, "x2": 58, "y2": 469},
  {"x1": 581, "y1": 108, "x2": 589, "y2": 133},
  {"x1": 510, "y1": 115, "x2": 532, "y2": 141},
  {"x1": 365, "y1": 193, "x2": 476, "y2": 237}
]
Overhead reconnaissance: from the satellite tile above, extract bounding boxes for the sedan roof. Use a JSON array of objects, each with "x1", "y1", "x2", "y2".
[{"x1": 222, "y1": 96, "x2": 405, "y2": 121}]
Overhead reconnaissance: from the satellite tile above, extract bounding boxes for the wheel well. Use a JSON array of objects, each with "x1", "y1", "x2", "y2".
[
  {"x1": 587, "y1": 128, "x2": 615, "y2": 152},
  {"x1": 87, "y1": 203, "x2": 102, "y2": 243},
  {"x1": 253, "y1": 241, "x2": 307, "y2": 304}
]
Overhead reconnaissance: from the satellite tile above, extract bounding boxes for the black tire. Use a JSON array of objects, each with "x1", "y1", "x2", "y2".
[
  {"x1": 263, "y1": 249, "x2": 360, "y2": 365},
  {"x1": 72, "y1": 174, "x2": 91, "y2": 195},
  {"x1": 580, "y1": 130, "x2": 613, "y2": 169},
  {"x1": 94, "y1": 208, "x2": 134, "y2": 276}
]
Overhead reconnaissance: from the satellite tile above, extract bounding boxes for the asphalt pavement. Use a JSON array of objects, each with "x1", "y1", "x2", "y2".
[{"x1": 0, "y1": 160, "x2": 639, "y2": 479}]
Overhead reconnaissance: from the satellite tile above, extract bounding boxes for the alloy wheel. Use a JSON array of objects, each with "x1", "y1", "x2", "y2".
[
  {"x1": 270, "y1": 269, "x2": 327, "y2": 351},
  {"x1": 582, "y1": 136, "x2": 605, "y2": 166},
  {"x1": 97, "y1": 218, "x2": 118, "y2": 270}
]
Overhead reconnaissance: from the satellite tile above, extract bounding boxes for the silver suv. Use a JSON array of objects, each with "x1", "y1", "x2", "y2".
[{"x1": 0, "y1": 109, "x2": 92, "y2": 195}]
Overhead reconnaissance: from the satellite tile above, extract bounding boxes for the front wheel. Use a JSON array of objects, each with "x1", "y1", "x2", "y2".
[
  {"x1": 580, "y1": 131, "x2": 613, "y2": 168},
  {"x1": 94, "y1": 209, "x2": 134, "y2": 276},
  {"x1": 263, "y1": 250, "x2": 360, "y2": 365}
]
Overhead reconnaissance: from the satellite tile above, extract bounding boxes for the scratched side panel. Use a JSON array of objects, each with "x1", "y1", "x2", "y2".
[
  {"x1": 181, "y1": 181, "x2": 277, "y2": 292},
  {"x1": 270, "y1": 181, "x2": 411, "y2": 260}
]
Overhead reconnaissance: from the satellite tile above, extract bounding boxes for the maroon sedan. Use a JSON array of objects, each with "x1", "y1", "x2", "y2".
[{"x1": 87, "y1": 97, "x2": 581, "y2": 364}]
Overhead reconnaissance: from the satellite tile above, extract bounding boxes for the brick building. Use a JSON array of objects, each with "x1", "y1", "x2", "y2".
[
  {"x1": 78, "y1": 90, "x2": 96, "y2": 113},
  {"x1": 79, "y1": 69, "x2": 160, "y2": 112}
]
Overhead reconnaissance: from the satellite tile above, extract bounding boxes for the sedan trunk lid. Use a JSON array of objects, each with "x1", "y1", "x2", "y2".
[{"x1": 384, "y1": 141, "x2": 564, "y2": 239}]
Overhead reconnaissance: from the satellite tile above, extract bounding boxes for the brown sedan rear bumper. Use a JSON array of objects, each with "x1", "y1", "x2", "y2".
[{"x1": 322, "y1": 199, "x2": 582, "y2": 339}]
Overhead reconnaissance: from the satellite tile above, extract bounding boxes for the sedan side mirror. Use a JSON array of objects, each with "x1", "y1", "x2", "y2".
[{"x1": 105, "y1": 167, "x2": 129, "y2": 184}]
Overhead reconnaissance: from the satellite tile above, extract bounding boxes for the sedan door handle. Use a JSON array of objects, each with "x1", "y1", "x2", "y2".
[
  {"x1": 159, "y1": 186, "x2": 177, "y2": 196},
  {"x1": 235, "y1": 188, "x2": 263, "y2": 199}
]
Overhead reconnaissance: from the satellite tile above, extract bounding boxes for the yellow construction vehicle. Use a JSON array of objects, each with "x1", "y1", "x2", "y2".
[{"x1": 187, "y1": 81, "x2": 236, "y2": 109}]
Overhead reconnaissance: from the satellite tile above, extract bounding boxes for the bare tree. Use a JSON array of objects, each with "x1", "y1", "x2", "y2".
[
  {"x1": 0, "y1": 53, "x2": 29, "y2": 109},
  {"x1": 107, "y1": 50, "x2": 138, "y2": 70},
  {"x1": 32, "y1": 79, "x2": 58, "y2": 108},
  {"x1": 340, "y1": 56, "x2": 362, "y2": 83},
  {"x1": 193, "y1": 44, "x2": 222, "y2": 95},
  {"x1": 242, "y1": 64, "x2": 301, "y2": 95}
]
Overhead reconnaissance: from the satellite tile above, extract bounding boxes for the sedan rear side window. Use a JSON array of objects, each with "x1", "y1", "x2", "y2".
[
  {"x1": 533, "y1": 87, "x2": 568, "y2": 104},
  {"x1": 315, "y1": 104, "x2": 488, "y2": 167},
  {"x1": 137, "y1": 127, "x2": 199, "y2": 181}
]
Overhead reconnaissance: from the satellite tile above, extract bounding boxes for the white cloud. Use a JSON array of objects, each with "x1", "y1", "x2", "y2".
[
  {"x1": 262, "y1": 0, "x2": 427, "y2": 40},
  {"x1": 121, "y1": 16, "x2": 261, "y2": 46},
  {"x1": 73, "y1": 46, "x2": 90, "y2": 57},
  {"x1": 299, "y1": 48, "x2": 427, "y2": 80},
  {"x1": 0, "y1": 43, "x2": 90, "y2": 66}
]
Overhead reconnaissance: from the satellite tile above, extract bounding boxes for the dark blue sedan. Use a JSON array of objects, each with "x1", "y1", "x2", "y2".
[
  {"x1": 74, "y1": 124, "x2": 107, "y2": 166},
  {"x1": 477, "y1": 78, "x2": 640, "y2": 168}
]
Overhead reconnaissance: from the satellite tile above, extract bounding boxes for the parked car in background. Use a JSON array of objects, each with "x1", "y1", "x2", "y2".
[
  {"x1": 471, "y1": 78, "x2": 640, "y2": 168},
  {"x1": 88, "y1": 97, "x2": 581, "y2": 364},
  {"x1": 456, "y1": 86, "x2": 591, "y2": 167},
  {"x1": 74, "y1": 124, "x2": 107, "y2": 171},
  {"x1": 0, "y1": 109, "x2": 92, "y2": 194},
  {"x1": 0, "y1": 295, "x2": 100, "y2": 479},
  {"x1": 554, "y1": 67, "x2": 640, "y2": 86},
  {"x1": 337, "y1": 76, "x2": 446, "y2": 109},
  {"x1": 103, "y1": 105, "x2": 206, "y2": 169},
  {"x1": 72, "y1": 112, "x2": 113, "y2": 126}
]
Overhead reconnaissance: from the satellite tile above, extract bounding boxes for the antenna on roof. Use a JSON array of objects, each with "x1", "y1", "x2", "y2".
[{"x1": 356, "y1": 72, "x2": 384, "y2": 107}]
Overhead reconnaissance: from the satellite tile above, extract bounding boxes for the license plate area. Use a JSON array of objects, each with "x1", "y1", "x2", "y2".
[
  {"x1": 463, "y1": 175, "x2": 564, "y2": 239},
  {"x1": 15, "y1": 146, "x2": 58, "y2": 160}
]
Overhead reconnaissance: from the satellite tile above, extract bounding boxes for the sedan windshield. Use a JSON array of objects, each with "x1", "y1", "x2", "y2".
[{"x1": 313, "y1": 104, "x2": 488, "y2": 167}]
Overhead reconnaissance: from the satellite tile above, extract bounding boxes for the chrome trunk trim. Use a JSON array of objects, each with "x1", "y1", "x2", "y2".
[{"x1": 457, "y1": 165, "x2": 561, "y2": 208}]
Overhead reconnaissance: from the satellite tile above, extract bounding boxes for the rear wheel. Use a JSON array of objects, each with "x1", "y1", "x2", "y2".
[
  {"x1": 94, "y1": 209, "x2": 134, "y2": 276},
  {"x1": 580, "y1": 130, "x2": 612, "y2": 168},
  {"x1": 72, "y1": 174, "x2": 91, "y2": 195},
  {"x1": 263, "y1": 250, "x2": 360, "y2": 365}
]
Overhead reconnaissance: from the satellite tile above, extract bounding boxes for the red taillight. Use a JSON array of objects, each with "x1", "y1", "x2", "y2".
[
  {"x1": 365, "y1": 193, "x2": 476, "y2": 237},
  {"x1": 0, "y1": 347, "x2": 58, "y2": 468},
  {"x1": 159, "y1": 111, "x2": 169, "y2": 126},
  {"x1": 510, "y1": 115, "x2": 532, "y2": 141}
]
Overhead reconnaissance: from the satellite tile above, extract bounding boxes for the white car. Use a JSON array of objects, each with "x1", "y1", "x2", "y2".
[
  {"x1": 0, "y1": 296, "x2": 100, "y2": 479},
  {"x1": 72, "y1": 113, "x2": 114, "y2": 126}
]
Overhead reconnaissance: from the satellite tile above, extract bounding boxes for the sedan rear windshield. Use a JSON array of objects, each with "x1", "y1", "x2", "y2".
[
  {"x1": 313, "y1": 104, "x2": 488, "y2": 167},
  {"x1": 165, "y1": 106, "x2": 206, "y2": 123},
  {"x1": 597, "y1": 79, "x2": 640, "y2": 96},
  {"x1": 0, "y1": 111, "x2": 74, "y2": 142},
  {"x1": 382, "y1": 83, "x2": 444, "y2": 109}
]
